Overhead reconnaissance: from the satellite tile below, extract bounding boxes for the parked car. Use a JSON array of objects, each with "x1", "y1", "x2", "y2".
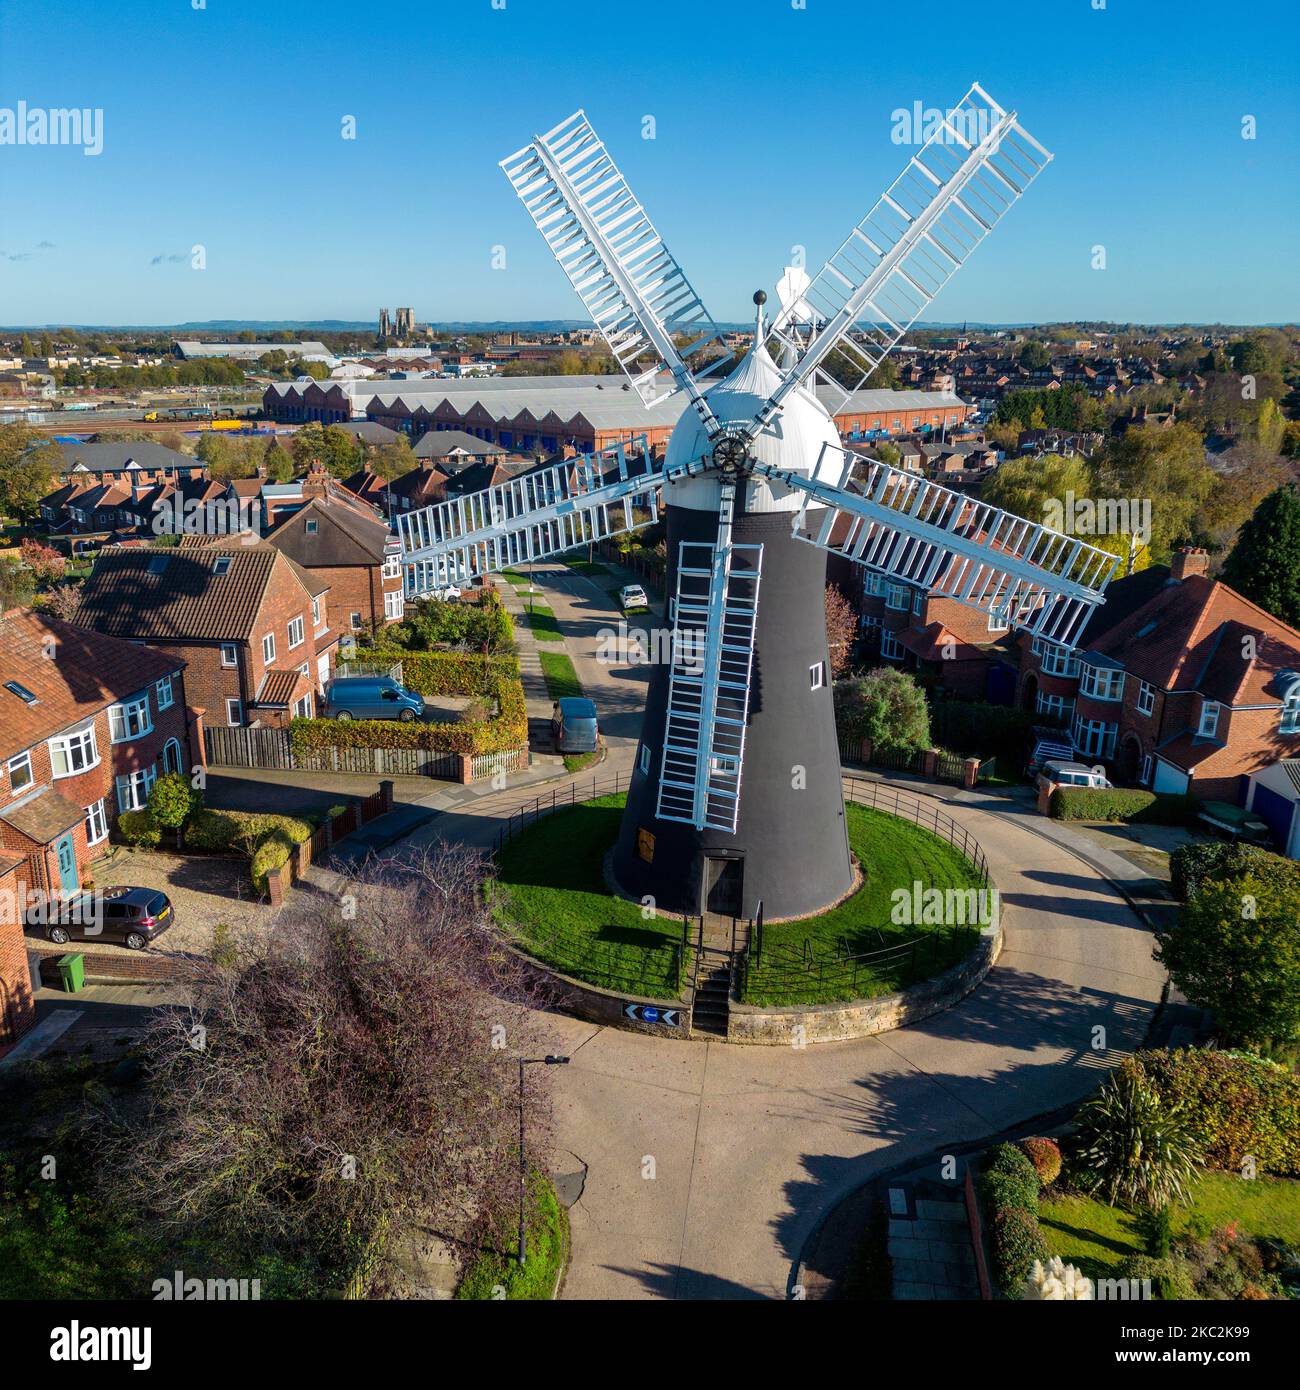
[
  {"x1": 1038, "y1": 760, "x2": 1112, "y2": 790},
  {"x1": 429, "y1": 585, "x2": 462, "y2": 601},
  {"x1": 27, "y1": 886, "x2": 174, "y2": 951},
  {"x1": 619, "y1": 584, "x2": 649, "y2": 613},
  {"x1": 324, "y1": 675, "x2": 425, "y2": 722},
  {"x1": 551, "y1": 696, "x2": 599, "y2": 753}
]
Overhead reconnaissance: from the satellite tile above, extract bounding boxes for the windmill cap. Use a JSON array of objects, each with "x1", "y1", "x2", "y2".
[{"x1": 753, "y1": 290, "x2": 767, "y2": 305}]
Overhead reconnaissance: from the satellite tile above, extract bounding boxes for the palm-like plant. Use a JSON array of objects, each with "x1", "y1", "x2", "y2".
[{"x1": 1074, "y1": 1066, "x2": 1202, "y2": 1210}]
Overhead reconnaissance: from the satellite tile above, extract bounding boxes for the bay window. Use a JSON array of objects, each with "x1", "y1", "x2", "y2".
[
  {"x1": 1079, "y1": 662, "x2": 1125, "y2": 702},
  {"x1": 1039, "y1": 643, "x2": 1080, "y2": 679},
  {"x1": 49, "y1": 725, "x2": 99, "y2": 778},
  {"x1": 886, "y1": 583, "x2": 910, "y2": 611},
  {"x1": 108, "y1": 692, "x2": 152, "y2": 743}
]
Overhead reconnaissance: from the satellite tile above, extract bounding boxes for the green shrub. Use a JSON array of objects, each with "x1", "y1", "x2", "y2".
[
  {"x1": 982, "y1": 1169, "x2": 1039, "y2": 1216},
  {"x1": 1129, "y1": 1049, "x2": 1300, "y2": 1176},
  {"x1": 184, "y1": 808, "x2": 242, "y2": 852},
  {"x1": 990, "y1": 1206, "x2": 1050, "y2": 1294},
  {"x1": 1116, "y1": 1253, "x2": 1196, "y2": 1301},
  {"x1": 185, "y1": 809, "x2": 312, "y2": 856},
  {"x1": 115, "y1": 809, "x2": 161, "y2": 848},
  {"x1": 1019, "y1": 1136, "x2": 1063, "y2": 1186},
  {"x1": 148, "y1": 772, "x2": 201, "y2": 845},
  {"x1": 984, "y1": 1141, "x2": 1039, "y2": 1186},
  {"x1": 1169, "y1": 841, "x2": 1300, "y2": 903},
  {"x1": 1138, "y1": 1203, "x2": 1173, "y2": 1257},
  {"x1": 1049, "y1": 787, "x2": 1198, "y2": 824},
  {"x1": 250, "y1": 837, "x2": 293, "y2": 895}
]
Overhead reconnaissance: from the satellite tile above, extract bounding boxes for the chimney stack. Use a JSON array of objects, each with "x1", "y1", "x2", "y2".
[{"x1": 1170, "y1": 547, "x2": 1209, "y2": 581}]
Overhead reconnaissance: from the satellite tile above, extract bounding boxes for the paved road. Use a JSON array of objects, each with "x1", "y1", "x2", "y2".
[{"x1": 400, "y1": 562, "x2": 1167, "y2": 1300}]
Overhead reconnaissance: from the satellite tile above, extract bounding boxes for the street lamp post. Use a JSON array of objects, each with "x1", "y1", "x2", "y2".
[{"x1": 517, "y1": 1054, "x2": 569, "y2": 1267}]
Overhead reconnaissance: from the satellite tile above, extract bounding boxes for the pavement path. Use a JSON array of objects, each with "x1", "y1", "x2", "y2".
[{"x1": 370, "y1": 561, "x2": 1169, "y2": 1301}]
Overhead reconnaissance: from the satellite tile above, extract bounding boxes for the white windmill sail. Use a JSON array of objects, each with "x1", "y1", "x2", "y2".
[
  {"x1": 501, "y1": 110, "x2": 733, "y2": 436},
  {"x1": 753, "y1": 82, "x2": 1052, "y2": 434},
  {"x1": 397, "y1": 438, "x2": 661, "y2": 596}
]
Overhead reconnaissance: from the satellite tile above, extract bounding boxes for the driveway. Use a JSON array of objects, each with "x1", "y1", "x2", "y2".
[{"x1": 388, "y1": 565, "x2": 1168, "y2": 1300}]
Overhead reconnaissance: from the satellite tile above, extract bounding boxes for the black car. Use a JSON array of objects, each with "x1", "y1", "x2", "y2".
[{"x1": 27, "y1": 886, "x2": 175, "y2": 951}]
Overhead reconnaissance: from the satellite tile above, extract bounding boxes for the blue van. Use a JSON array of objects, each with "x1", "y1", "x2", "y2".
[{"x1": 325, "y1": 676, "x2": 425, "y2": 722}]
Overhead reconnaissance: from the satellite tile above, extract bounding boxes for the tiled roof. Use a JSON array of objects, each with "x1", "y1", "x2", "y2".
[
  {"x1": 253, "y1": 668, "x2": 303, "y2": 708},
  {"x1": 269, "y1": 496, "x2": 392, "y2": 567},
  {"x1": 0, "y1": 788, "x2": 84, "y2": 846},
  {"x1": 414, "y1": 429, "x2": 507, "y2": 459},
  {"x1": 54, "y1": 441, "x2": 193, "y2": 474},
  {"x1": 0, "y1": 609, "x2": 183, "y2": 763},
  {"x1": 74, "y1": 543, "x2": 283, "y2": 642}
]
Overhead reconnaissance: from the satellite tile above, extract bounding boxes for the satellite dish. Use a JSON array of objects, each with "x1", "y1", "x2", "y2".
[{"x1": 775, "y1": 265, "x2": 813, "y2": 324}]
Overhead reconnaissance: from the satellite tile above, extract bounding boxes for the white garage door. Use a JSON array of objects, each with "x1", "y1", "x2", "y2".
[{"x1": 1153, "y1": 759, "x2": 1190, "y2": 795}]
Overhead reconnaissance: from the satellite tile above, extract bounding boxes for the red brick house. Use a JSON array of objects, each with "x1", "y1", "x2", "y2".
[
  {"x1": 267, "y1": 488, "x2": 405, "y2": 634},
  {"x1": 0, "y1": 610, "x2": 198, "y2": 1044},
  {"x1": 1016, "y1": 548, "x2": 1300, "y2": 802},
  {"x1": 72, "y1": 541, "x2": 337, "y2": 729}
]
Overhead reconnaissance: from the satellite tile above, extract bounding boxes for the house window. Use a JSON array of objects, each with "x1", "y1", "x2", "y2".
[
  {"x1": 1281, "y1": 690, "x2": 1300, "y2": 734},
  {"x1": 886, "y1": 583, "x2": 910, "y2": 611},
  {"x1": 288, "y1": 616, "x2": 305, "y2": 649},
  {"x1": 1036, "y1": 692, "x2": 1075, "y2": 722},
  {"x1": 988, "y1": 604, "x2": 1010, "y2": 634},
  {"x1": 1039, "y1": 643, "x2": 1079, "y2": 678},
  {"x1": 7, "y1": 751, "x2": 33, "y2": 794},
  {"x1": 1071, "y1": 714, "x2": 1117, "y2": 760},
  {"x1": 912, "y1": 590, "x2": 924, "y2": 616},
  {"x1": 155, "y1": 675, "x2": 175, "y2": 710},
  {"x1": 1079, "y1": 663, "x2": 1125, "y2": 702},
  {"x1": 115, "y1": 765, "x2": 157, "y2": 814},
  {"x1": 1139, "y1": 754, "x2": 1153, "y2": 786},
  {"x1": 311, "y1": 596, "x2": 323, "y2": 628},
  {"x1": 383, "y1": 553, "x2": 401, "y2": 579},
  {"x1": 384, "y1": 589, "x2": 405, "y2": 621},
  {"x1": 866, "y1": 573, "x2": 886, "y2": 597},
  {"x1": 221, "y1": 643, "x2": 238, "y2": 667},
  {"x1": 213, "y1": 556, "x2": 232, "y2": 576},
  {"x1": 262, "y1": 633, "x2": 276, "y2": 663},
  {"x1": 85, "y1": 798, "x2": 108, "y2": 846},
  {"x1": 305, "y1": 519, "x2": 318, "y2": 534},
  {"x1": 809, "y1": 661, "x2": 826, "y2": 691},
  {"x1": 108, "y1": 692, "x2": 152, "y2": 743},
  {"x1": 881, "y1": 631, "x2": 904, "y2": 661},
  {"x1": 292, "y1": 693, "x2": 313, "y2": 719},
  {"x1": 1198, "y1": 701, "x2": 1220, "y2": 739},
  {"x1": 225, "y1": 698, "x2": 243, "y2": 727},
  {"x1": 351, "y1": 612, "x2": 364, "y2": 630},
  {"x1": 1136, "y1": 681, "x2": 1156, "y2": 717},
  {"x1": 639, "y1": 743, "x2": 651, "y2": 775},
  {"x1": 49, "y1": 725, "x2": 99, "y2": 778}
]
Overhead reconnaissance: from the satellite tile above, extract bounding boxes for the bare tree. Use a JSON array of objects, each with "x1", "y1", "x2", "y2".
[
  {"x1": 95, "y1": 841, "x2": 554, "y2": 1293},
  {"x1": 824, "y1": 583, "x2": 857, "y2": 679}
]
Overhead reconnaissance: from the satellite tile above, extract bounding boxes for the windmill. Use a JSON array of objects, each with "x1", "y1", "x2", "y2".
[{"x1": 396, "y1": 83, "x2": 1117, "y2": 919}]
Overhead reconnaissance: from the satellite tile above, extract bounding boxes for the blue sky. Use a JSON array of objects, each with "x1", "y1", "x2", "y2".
[{"x1": 0, "y1": 0, "x2": 1297, "y2": 326}]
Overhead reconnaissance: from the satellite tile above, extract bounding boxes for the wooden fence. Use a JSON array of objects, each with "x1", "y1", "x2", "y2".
[{"x1": 203, "y1": 724, "x2": 513, "y2": 782}]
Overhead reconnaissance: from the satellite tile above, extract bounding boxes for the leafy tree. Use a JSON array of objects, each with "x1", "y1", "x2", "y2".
[
  {"x1": 1255, "y1": 397, "x2": 1287, "y2": 456},
  {"x1": 19, "y1": 537, "x2": 65, "y2": 584},
  {"x1": 148, "y1": 772, "x2": 201, "y2": 850},
  {"x1": 366, "y1": 436, "x2": 417, "y2": 481},
  {"x1": 262, "y1": 440, "x2": 294, "y2": 482},
  {"x1": 1073, "y1": 1066, "x2": 1202, "y2": 1210},
  {"x1": 981, "y1": 452, "x2": 1092, "y2": 528},
  {"x1": 1092, "y1": 530, "x2": 1152, "y2": 576},
  {"x1": 1155, "y1": 867, "x2": 1300, "y2": 1047},
  {"x1": 0, "y1": 425, "x2": 58, "y2": 521},
  {"x1": 38, "y1": 582, "x2": 83, "y2": 621},
  {"x1": 833, "y1": 667, "x2": 930, "y2": 751},
  {"x1": 1092, "y1": 423, "x2": 1214, "y2": 561},
  {"x1": 824, "y1": 584, "x2": 856, "y2": 678},
  {"x1": 0, "y1": 557, "x2": 36, "y2": 612},
  {"x1": 1220, "y1": 484, "x2": 1300, "y2": 624},
  {"x1": 290, "y1": 423, "x2": 362, "y2": 480},
  {"x1": 1018, "y1": 340, "x2": 1051, "y2": 371}
]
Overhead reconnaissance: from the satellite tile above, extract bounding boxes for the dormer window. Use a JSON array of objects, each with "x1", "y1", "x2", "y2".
[{"x1": 1197, "y1": 701, "x2": 1220, "y2": 739}]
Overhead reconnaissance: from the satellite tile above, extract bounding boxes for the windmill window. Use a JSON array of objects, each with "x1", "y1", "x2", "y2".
[
  {"x1": 710, "y1": 754, "x2": 739, "y2": 777},
  {"x1": 809, "y1": 661, "x2": 825, "y2": 691},
  {"x1": 1281, "y1": 689, "x2": 1300, "y2": 734},
  {"x1": 639, "y1": 744, "x2": 651, "y2": 775},
  {"x1": 305, "y1": 520, "x2": 318, "y2": 534}
]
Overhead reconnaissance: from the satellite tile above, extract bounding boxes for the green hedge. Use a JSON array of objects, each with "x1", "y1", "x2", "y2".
[
  {"x1": 1049, "y1": 787, "x2": 1198, "y2": 824},
  {"x1": 294, "y1": 650, "x2": 527, "y2": 756},
  {"x1": 1127, "y1": 1049, "x2": 1300, "y2": 1176},
  {"x1": 981, "y1": 1141, "x2": 1049, "y2": 1295},
  {"x1": 115, "y1": 809, "x2": 161, "y2": 848},
  {"x1": 1170, "y1": 841, "x2": 1300, "y2": 903},
  {"x1": 184, "y1": 807, "x2": 314, "y2": 895}
]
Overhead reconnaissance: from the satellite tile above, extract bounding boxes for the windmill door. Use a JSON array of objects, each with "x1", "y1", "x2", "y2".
[{"x1": 703, "y1": 854, "x2": 744, "y2": 917}]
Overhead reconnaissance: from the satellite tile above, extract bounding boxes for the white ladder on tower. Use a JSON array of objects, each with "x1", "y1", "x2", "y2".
[{"x1": 656, "y1": 524, "x2": 763, "y2": 834}]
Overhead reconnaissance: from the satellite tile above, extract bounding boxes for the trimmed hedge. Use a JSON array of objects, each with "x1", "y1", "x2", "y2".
[
  {"x1": 116, "y1": 809, "x2": 161, "y2": 848},
  {"x1": 1049, "y1": 787, "x2": 1198, "y2": 824},
  {"x1": 184, "y1": 808, "x2": 315, "y2": 895},
  {"x1": 1127, "y1": 1049, "x2": 1300, "y2": 1176},
  {"x1": 981, "y1": 1140, "x2": 1050, "y2": 1295},
  {"x1": 293, "y1": 649, "x2": 527, "y2": 756},
  {"x1": 1170, "y1": 841, "x2": 1300, "y2": 903}
]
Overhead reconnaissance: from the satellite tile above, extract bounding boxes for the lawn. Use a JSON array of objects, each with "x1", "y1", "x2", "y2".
[
  {"x1": 1040, "y1": 1173, "x2": 1300, "y2": 1284},
  {"x1": 490, "y1": 794, "x2": 986, "y2": 1006},
  {"x1": 742, "y1": 804, "x2": 987, "y2": 1005},
  {"x1": 489, "y1": 794, "x2": 689, "y2": 998},
  {"x1": 538, "y1": 649, "x2": 583, "y2": 702},
  {"x1": 563, "y1": 557, "x2": 611, "y2": 577},
  {"x1": 455, "y1": 1173, "x2": 568, "y2": 1301},
  {"x1": 517, "y1": 600, "x2": 565, "y2": 641}
]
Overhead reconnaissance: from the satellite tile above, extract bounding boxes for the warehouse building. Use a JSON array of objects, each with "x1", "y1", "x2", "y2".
[{"x1": 263, "y1": 375, "x2": 972, "y2": 454}]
